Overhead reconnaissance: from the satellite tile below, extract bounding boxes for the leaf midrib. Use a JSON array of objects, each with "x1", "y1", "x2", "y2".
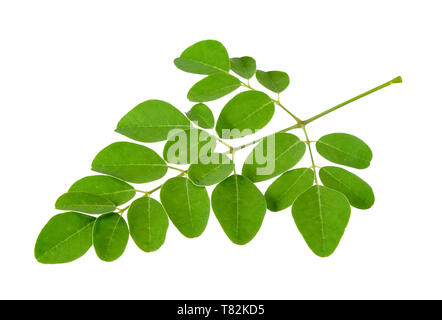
[
  {"x1": 234, "y1": 175, "x2": 240, "y2": 241},
  {"x1": 40, "y1": 221, "x2": 94, "y2": 261},
  {"x1": 231, "y1": 100, "x2": 273, "y2": 128},
  {"x1": 275, "y1": 169, "x2": 310, "y2": 201},
  {"x1": 318, "y1": 141, "x2": 368, "y2": 165},
  {"x1": 177, "y1": 57, "x2": 228, "y2": 74},
  {"x1": 101, "y1": 215, "x2": 122, "y2": 259},
  {"x1": 185, "y1": 179, "x2": 195, "y2": 234},
  {"x1": 315, "y1": 187, "x2": 326, "y2": 254}
]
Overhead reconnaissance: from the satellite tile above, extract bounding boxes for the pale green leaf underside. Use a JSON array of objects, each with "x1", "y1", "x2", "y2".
[
  {"x1": 55, "y1": 192, "x2": 116, "y2": 214},
  {"x1": 292, "y1": 185, "x2": 351, "y2": 257},
  {"x1": 230, "y1": 56, "x2": 256, "y2": 79},
  {"x1": 160, "y1": 177, "x2": 210, "y2": 238},
  {"x1": 256, "y1": 70, "x2": 290, "y2": 93},
  {"x1": 211, "y1": 175, "x2": 267, "y2": 245},
  {"x1": 242, "y1": 132, "x2": 306, "y2": 182},
  {"x1": 128, "y1": 197, "x2": 169, "y2": 252},
  {"x1": 265, "y1": 168, "x2": 314, "y2": 212},
  {"x1": 92, "y1": 141, "x2": 167, "y2": 184},
  {"x1": 174, "y1": 40, "x2": 230, "y2": 74},
  {"x1": 35, "y1": 212, "x2": 95, "y2": 264},
  {"x1": 216, "y1": 90, "x2": 275, "y2": 139},
  {"x1": 188, "y1": 153, "x2": 235, "y2": 186},
  {"x1": 186, "y1": 103, "x2": 215, "y2": 129},
  {"x1": 69, "y1": 175, "x2": 135, "y2": 206},
  {"x1": 319, "y1": 166, "x2": 375, "y2": 209},
  {"x1": 187, "y1": 73, "x2": 241, "y2": 102},
  {"x1": 163, "y1": 128, "x2": 216, "y2": 165},
  {"x1": 93, "y1": 212, "x2": 129, "y2": 262},
  {"x1": 116, "y1": 99, "x2": 190, "y2": 143},
  {"x1": 316, "y1": 133, "x2": 372, "y2": 169}
]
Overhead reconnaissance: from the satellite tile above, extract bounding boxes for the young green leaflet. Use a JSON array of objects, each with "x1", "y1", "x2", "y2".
[{"x1": 35, "y1": 39, "x2": 402, "y2": 263}]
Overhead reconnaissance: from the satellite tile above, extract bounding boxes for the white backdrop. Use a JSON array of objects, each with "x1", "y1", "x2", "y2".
[{"x1": 1, "y1": 0, "x2": 441, "y2": 299}]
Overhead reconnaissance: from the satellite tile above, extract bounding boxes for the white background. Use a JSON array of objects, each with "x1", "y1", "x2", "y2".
[{"x1": 1, "y1": 0, "x2": 441, "y2": 299}]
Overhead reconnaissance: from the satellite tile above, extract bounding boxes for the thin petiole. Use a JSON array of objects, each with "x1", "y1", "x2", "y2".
[
  {"x1": 240, "y1": 80, "x2": 303, "y2": 124},
  {"x1": 214, "y1": 135, "x2": 233, "y2": 150},
  {"x1": 167, "y1": 165, "x2": 187, "y2": 173},
  {"x1": 273, "y1": 99, "x2": 303, "y2": 124},
  {"x1": 301, "y1": 125, "x2": 319, "y2": 185}
]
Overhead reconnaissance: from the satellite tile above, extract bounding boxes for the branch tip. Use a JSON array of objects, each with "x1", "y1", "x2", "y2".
[{"x1": 391, "y1": 76, "x2": 403, "y2": 84}]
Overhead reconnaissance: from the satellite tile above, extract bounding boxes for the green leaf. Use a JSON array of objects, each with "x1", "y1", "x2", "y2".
[
  {"x1": 174, "y1": 40, "x2": 230, "y2": 74},
  {"x1": 127, "y1": 197, "x2": 169, "y2": 252},
  {"x1": 242, "y1": 133, "x2": 306, "y2": 182},
  {"x1": 319, "y1": 166, "x2": 375, "y2": 209},
  {"x1": 160, "y1": 177, "x2": 210, "y2": 238},
  {"x1": 230, "y1": 56, "x2": 256, "y2": 79},
  {"x1": 188, "y1": 153, "x2": 235, "y2": 186},
  {"x1": 292, "y1": 185, "x2": 351, "y2": 257},
  {"x1": 163, "y1": 128, "x2": 216, "y2": 164},
  {"x1": 265, "y1": 168, "x2": 314, "y2": 212},
  {"x1": 186, "y1": 103, "x2": 215, "y2": 129},
  {"x1": 116, "y1": 99, "x2": 190, "y2": 143},
  {"x1": 35, "y1": 212, "x2": 95, "y2": 264},
  {"x1": 92, "y1": 142, "x2": 167, "y2": 184},
  {"x1": 69, "y1": 175, "x2": 135, "y2": 206},
  {"x1": 211, "y1": 175, "x2": 267, "y2": 245},
  {"x1": 316, "y1": 133, "x2": 372, "y2": 169},
  {"x1": 55, "y1": 192, "x2": 116, "y2": 214},
  {"x1": 215, "y1": 90, "x2": 275, "y2": 139},
  {"x1": 256, "y1": 70, "x2": 290, "y2": 93},
  {"x1": 93, "y1": 213, "x2": 129, "y2": 262},
  {"x1": 187, "y1": 73, "x2": 241, "y2": 102}
]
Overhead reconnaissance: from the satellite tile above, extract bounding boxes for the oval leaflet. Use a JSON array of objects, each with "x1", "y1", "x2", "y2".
[
  {"x1": 212, "y1": 175, "x2": 267, "y2": 245},
  {"x1": 55, "y1": 192, "x2": 116, "y2": 214},
  {"x1": 188, "y1": 153, "x2": 235, "y2": 186},
  {"x1": 216, "y1": 91, "x2": 275, "y2": 139},
  {"x1": 186, "y1": 103, "x2": 215, "y2": 129},
  {"x1": 187, "y1": 73, "x2": 241, "y2": 102},
  {"x1": 116, "y1": 99, "x2": 190, "y2": 143},
  {"x1": 319, "y1": 166, "x2": 375, "y2": 209},
  {"x1": 256, "y1": 70, "x2": 290, "y2": 93},
  {"x1": 174, "y1": 40, "x2": 230, "y2": 74},
  {"x1": 93, "y1": 212, "x2": 129, "y2": 262},
  {"x1": 92, "y1": 142, "x2": 168, "y2": 184},
  {"x1": 265, "y1": 168, "x2": 314, "y2": 212},
  {"x1": 316, "y1": 133, "x2": 372, "y2": 169},
  {"x1": 242, "y1": 133, "x2": 306, "y2": 182},
  {"x1": 230, "y1": 56, "x2": 256, "y2": 79},
  {"x1": 35, "y1": 212, "x2": 96, "y2": 264},
  {"x1": 163, "y1": 128, "x2": 216, "y2": 165},
  {"x1": 128, "y1": 197, "x2": 169, "y2": 252},
  {"x1": 160, "y1": 177, "x2": 210, "y2": 238},
  {"x1": 69, "y1": 175, "x2": 135, "y2": 206},
  {"x1": 292, "y1": 185, "x2": 351, "y2": 257}
]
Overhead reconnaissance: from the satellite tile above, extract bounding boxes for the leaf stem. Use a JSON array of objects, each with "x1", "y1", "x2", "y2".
[
  {"x1": 167, "y1": 165, "x2": 187, "y2": 173},
  {"x1": 301, "y1": 125, "x2": 319, "y2": 184},
  {"x1": 303, "y1": 76, "x2": 402, "y2": 125},
  {"x1": 116, "y1": 172, "x2": 187, "y2": 214},
  {"x1": 230, "y1": 76, "x2": 402, "y2": 154},
  {"x1": 214, "y1": 135, "x2": 233, "y2": 150},
  {"x1": 146, "y1": 171, "x2": 186, "y2": 195},
  {"x1": 241, "y1": 81, "x2": 303, "y2": 124}
]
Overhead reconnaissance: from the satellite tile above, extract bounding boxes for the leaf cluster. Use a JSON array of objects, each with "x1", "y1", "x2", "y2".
[{"x1": 35, "y1": 40, "x2": 401, "y2": 263}]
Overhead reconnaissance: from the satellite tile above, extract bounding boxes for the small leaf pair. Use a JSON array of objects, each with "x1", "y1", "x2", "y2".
[
  {"x1": 56, "y1": 175, "x2": 136, "y2": 214},
  {"x1": 35, "y1": 211, "x2": 129, "y2": 263}
]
